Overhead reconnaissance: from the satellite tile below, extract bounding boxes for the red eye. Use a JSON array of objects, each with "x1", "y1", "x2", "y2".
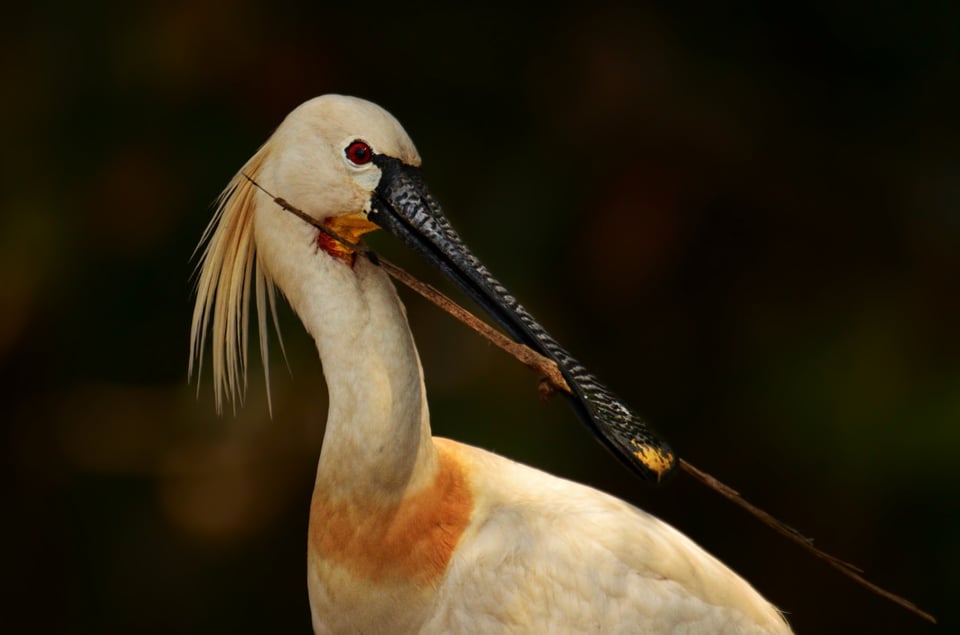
[{"x1": 345, "y1": 140, "x2": 373, "y2": 165}]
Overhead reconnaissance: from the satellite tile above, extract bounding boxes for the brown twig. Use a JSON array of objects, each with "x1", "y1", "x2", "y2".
[
  {"x1": 253, "y1": 175, "x2": 936, "y2": 625},
  {"x1": 379, "y1": 248, "x2": 937, "y2": 625},
  {"x1": 375, "y1": 258, "x2": 571, "y2": 394},
  {"x1": 677, "y1": 460, "x2": 935, "y2": 623}
]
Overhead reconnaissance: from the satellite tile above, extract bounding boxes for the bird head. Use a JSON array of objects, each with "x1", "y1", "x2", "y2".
[
  {"x1": 190, "y1": 94, "x2": 425, "y2": 413},
  {"x1": 260, "y1": 95, "x2": 420, "y2": 230}
]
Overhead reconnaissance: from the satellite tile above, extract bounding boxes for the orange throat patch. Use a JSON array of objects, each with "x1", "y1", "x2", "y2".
[
  {"x1": 316, "y1": 212, "x2": 380, "y2": 266},
  {"x1": 308, "y1": 440, "x2": 473, "y2": 587}
]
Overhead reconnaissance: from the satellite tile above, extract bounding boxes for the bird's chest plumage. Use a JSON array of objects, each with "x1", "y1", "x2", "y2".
[{"x1": 306, "y1": 441, "x2": 473, "y2": 634}]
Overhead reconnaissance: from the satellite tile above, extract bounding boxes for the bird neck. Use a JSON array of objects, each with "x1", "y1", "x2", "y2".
[{"x1": 257, "y1": 208, "x2": 438, "y2": 504}]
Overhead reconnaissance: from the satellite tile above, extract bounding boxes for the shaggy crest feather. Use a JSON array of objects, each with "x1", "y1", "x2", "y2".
[{"x1": 189, "y1": 144, "x2": 285, "y2": 415}]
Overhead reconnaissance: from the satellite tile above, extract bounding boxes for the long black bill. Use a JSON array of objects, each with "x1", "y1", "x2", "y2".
[{"x1": 368, "y1": 155, "x2": 676, "y2": 482}]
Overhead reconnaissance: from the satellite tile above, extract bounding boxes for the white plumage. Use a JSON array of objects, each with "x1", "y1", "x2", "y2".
[{"x1": 191, "y1": 94, "x2": 792, "y2": 634}]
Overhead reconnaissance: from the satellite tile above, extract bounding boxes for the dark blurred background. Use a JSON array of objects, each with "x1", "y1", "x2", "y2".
[{"x1": 3, "y1": 1, "x2": 957, "y2": 632}]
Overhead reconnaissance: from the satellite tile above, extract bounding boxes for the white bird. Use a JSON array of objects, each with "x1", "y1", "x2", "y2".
[{"x1": 190, "y1": 95, "x2": 792, "y2": 634}]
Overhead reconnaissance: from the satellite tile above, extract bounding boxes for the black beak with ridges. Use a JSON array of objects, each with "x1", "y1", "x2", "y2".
[{"x1": 368, "y1": 154, "x2": 676, "y2": 482}]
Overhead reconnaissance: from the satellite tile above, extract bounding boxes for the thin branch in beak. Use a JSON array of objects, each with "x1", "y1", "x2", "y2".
[{"x1": 243, "y1": 175, "x2": 935, "y2": 625}]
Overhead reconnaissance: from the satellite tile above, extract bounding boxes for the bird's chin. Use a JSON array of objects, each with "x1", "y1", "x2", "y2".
[{"x1": 316, "y1": 213, "x2": 380, "y2": 266}]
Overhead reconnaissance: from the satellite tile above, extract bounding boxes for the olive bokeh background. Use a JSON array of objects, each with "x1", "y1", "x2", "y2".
[{"x1": 3, "y1": 2, "x2": 957, "y2": 632}]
